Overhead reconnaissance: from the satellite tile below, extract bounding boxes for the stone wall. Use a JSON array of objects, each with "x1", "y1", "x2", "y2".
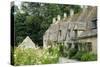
[{"x1": 79, "y1": 37, "x2": 97, "y2": 54}]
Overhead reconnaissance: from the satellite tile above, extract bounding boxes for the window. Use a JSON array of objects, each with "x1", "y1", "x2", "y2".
[{"x1": 87, "y1": 42, "x2": 92, "y2": 51}]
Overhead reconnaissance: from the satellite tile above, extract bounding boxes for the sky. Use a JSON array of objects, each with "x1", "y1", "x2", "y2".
[{"x1": 15, "y1": 0, "x2": 21, "y2": 9}]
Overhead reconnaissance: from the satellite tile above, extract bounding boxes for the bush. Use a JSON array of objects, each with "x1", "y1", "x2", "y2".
[
  {"x1": 14, "y1": 48, "x2": 37, "y2": 65},
  {"x1": 72, "y1": 51, "x2": 97, "y2": 61},
  {"x1": 68, "y1": 48, "x2": 78, "y2": 59},
  {"x1": 59, "y1": 44, "x2": 64, "y2": 56},
  {"x1": 63, "y1": 51, "x2": 68, "y2": 57},
  {"x1": 58, "y1": 44, "x2": 68, "y2": 57},
  {"x1": 62, "y1": 46, "x2": 69, "y2": 57},
  {"x1": 42, "y1": 46, "x2": 60, "y2": 64},
  {"x1": 72, "y1": 51, "x2": 87, "y2": 60},
  {"x1": 14, "y1": 46, "x2": 60, "y2": 65},
  {"x1": 81, "y1": 53, "x2": 97, "y2": 61}
]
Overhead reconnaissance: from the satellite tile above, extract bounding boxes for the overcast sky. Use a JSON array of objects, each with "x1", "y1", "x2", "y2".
[{"x1": 15, "y1": 0, "x2": 21, "y2": 9}]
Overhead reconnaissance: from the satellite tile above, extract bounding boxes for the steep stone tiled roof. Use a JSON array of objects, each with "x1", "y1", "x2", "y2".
[
  {"x1": 43, "y1": 6, "x2": 97, "y2": 44},
  {"x1": 78, "y1": 29, "x2": 97, "y2": 39}
]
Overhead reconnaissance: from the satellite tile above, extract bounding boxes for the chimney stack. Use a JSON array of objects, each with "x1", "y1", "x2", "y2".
[
  {"x1": 64, "y1": 13, "x2": 67, "y2": 18},
  {"x1": 53, "y1": 18, "x2": 56, "y2": 23},
  {"x1": 70, "y1": 9, "x2": 74, "y2": 16},
  {"x1": 81, "y1": 5, "x2": 88, "y2": 9},
  {"x1": 84, "y1": 5, "x2": 88, "y2": 9},
  {"x1": 57, "y1": 15, "x2": 61, "y2": 21},
  {"x1": 80, "y1": 5, "x2": 84, "y2": 8}
]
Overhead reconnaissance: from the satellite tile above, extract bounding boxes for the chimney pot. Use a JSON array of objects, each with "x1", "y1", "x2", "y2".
[
  {"x1": 70, "y1": 9, "x2": 74, "y2": 16},
  {"x1": 53, "y1": 18, "x2": 56, "y2": 23},
  {"x1": 57, "y1": 15, "x2": 61, "y2": 21},
  {"x1": 64, "y1": 13, "x2": 67, "y2": 18}
]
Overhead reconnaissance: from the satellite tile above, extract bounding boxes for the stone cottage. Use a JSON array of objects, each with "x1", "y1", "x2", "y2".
[{"x1": 43, "y1": 6, "x2": 97, "y2": 54}]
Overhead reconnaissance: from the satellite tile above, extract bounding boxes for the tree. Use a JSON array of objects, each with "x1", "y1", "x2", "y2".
[{"x1": 12, "y1": 2, "x2": 81, "y2": 47}]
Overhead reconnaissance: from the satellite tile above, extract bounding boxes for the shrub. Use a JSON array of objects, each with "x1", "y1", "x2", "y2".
[
  {"x1": 62, "y1": 46, "x2": 69, "y2": 57},
  {"x1": 72, "y1": 51, "x2": 97, "y2": 61},
  {"x1": 72, "y1": 51, "x2": 87, "y2": 60},
  {"x1": 14, "y1": 48, "x2": 37, "y2": 65},
  {"x1": 14, "y1": 46, "x2": 60, "y2": 65},
  {"x1": 42, "y1": 46, "x2": 60, "y2": 64},
  {"x1": 58, "y1": 44, "x2": 68, "y2": 57},
  {"x1": 81, "y1": 53, "x2": 97, "y2": 61},
  {"x1": 59, "y1": 44, "x2": 64, "y2": 56},
  {"x1": 63, "y1": 51, "x2": 68, "y2": 57},
  {"x1": 68, "y1": 48, "x2": 78, "y2": 59}
]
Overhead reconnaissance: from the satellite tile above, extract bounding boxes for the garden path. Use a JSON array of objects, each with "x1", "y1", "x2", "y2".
[{"x1": 58, "y1": 57, "x2": 80, "y2": 63}]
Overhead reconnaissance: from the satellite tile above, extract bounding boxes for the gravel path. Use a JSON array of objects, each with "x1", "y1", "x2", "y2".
[{"x1": 58, "y1": 57, "x2": 80, "y2": 63}]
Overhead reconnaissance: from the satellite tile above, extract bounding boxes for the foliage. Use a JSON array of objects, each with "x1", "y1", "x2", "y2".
[
  {"x1": 68, "y1": 48, "x2": 78, "y2": 59},
  {"x1": 14, "y1": 48, "x2": 36, "y2": 65},
  {"x1": 63, "y1": 46, "x2": 69, "y2": 57},
  {"x1": 81, "y1": 53, "x2": 97, "y2": 61},
  {"x1": 42, "y1": 46, "x2": 60, "y2": 64},
  {"x1": 72, "y1": 51, "x2": 87, "y2": 60},
  {"x1": 72, "y1": 51, "x2": 97, "y2": 61},
  {"x1": 14, "y1": 46, "x2": 60, "y2": 65},
  {"x1": 59, "y1": 44, "x2": 64, "y2": 56},
  {"x1": 59, "y1": 44, "x2": 68, "y2": 57}
]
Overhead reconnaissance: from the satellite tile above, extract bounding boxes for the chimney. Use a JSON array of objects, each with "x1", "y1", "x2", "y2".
[
  {"x1": 81, "y1": 5, "x2": 88, "y2": 9},
  {"x1": 64, "y1": 13, "x2": 67, "y2": 18},
  {"x1": 80, "y1": 5, "x2": 85, "y2": 9},
  {"x1": 53, "y1": 18, "x2": 56, "y2": 23},
  {"x1": 84, "y1": 5, "x2": 88, "y2": 9},
  {"x1": 57, "y1": 15, "x2": 61, "y2": 21},
  {"x1": 70, "y1": 9, "x2": 74, "y2": 16}
]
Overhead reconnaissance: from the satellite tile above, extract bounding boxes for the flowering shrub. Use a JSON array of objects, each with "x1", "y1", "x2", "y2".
[{"x1": 14, "y1": 46, "x2": 60, "y2": 65}]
